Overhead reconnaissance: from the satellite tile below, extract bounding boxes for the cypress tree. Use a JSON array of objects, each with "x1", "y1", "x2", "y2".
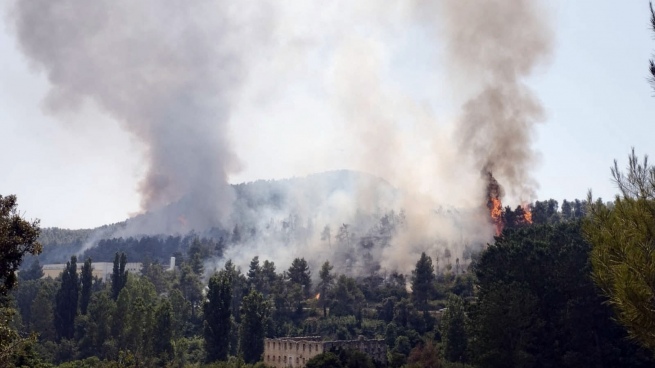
[
  {"x1": 239, "y1": 290, "x2": 270, "y2": 364},
  {"x1": 111, "y1": 252, "x2": 128, "y2": 300},
  {"x1": 54, "y1": 256, "x2": 79, "y2": 340},
  {"x1": 204, "y1": 271, "x2": 232, "y2": 362},
  {"x1": 79, "y1": 257, "x2": 93, "y2": 315}
]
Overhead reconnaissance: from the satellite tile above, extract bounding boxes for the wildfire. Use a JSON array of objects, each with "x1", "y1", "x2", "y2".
[
  {"x1": 522, "y1": 204, "x2": 533, "y2": 224},
  {"x1": 178, "y1": 215, "x2": 188, "y2": 227},
  {"x1": 488, "y1": 197, "x2": 504, "y2": 236},
  {"x1": 315, "y1": 293, "x2": 320, "y2": 300},
  {"x1": 485, "y1": 171, "x2": 505, "y2": 236}
]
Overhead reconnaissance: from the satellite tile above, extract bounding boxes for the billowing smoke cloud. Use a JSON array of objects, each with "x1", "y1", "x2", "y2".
[
  {"x1": 439, "y1": 0, "x2": 553, "y2": 202},
  {"x1": 7, "y1": 0, "x2": 274, "y2": 232},
  {"x1": 8, "y1": 0, "x2": 554, "y2": 275}
]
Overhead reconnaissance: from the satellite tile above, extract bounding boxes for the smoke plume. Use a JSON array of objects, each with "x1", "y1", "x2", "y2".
[
  {"x1": 438, "y1": 0, "x2": 553, "y2": 203},
  {"x1": 8, "y1": 0, "x2": 554, "y2": 274},
  {"x1": 8, "y1": 0, "x2": 274, "y2": 232}
]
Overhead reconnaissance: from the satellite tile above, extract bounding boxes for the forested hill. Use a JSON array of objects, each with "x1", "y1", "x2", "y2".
[{"x1": 32, "y1": 170, "x2": 397, "y2": 264}]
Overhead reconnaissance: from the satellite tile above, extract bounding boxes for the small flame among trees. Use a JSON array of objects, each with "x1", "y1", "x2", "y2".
[
  {"x1": 485, "y1": 171, "x2": 533, "y2": 236},
  {"x1": 486, "y1": 171, "x2": 505, "y2": 236}
]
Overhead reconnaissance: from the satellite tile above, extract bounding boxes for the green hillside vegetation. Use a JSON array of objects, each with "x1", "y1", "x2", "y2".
[{"x1": 3, "y1": 194, "x2": 655, "y2": 367}]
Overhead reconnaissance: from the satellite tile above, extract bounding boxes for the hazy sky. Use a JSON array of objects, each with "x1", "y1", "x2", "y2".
[{"x1": 2, "y1": 1, "x2": 654, "y2": 229}]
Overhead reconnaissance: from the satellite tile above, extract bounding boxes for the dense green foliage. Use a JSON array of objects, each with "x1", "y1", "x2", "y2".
[
  {"x1": 472, "y1": 222, "x2": 654, "y2": 367},
  {"x1": 5, "y1": 193, "x2": 655, "y2": 368},
  {"x1": 204, "y1": 271, "x2": 232, "y2": 362},
  {"x1": 584, "y1": 150, "x2": 655, "y2": 350},
  {"x1": 0, "y1": 195, "x2": 42, "y2": 296}
]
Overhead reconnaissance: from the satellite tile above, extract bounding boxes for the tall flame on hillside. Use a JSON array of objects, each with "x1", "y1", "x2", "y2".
[
  {"x1": 485, "y1": 171, "x2": 504, "y2": 236},
  {"x1": 522, "y1": 204, "x2": 533, "y2": 224}
]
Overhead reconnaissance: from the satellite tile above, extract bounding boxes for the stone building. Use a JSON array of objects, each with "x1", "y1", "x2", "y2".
[{"x1": 263, "y1": 336, "x2": 386, "y2": 368}]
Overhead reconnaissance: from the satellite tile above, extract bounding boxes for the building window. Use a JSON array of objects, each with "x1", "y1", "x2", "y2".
[
  {"x1": 284, "y1": 356, "x2": 287, "y2": 363},
  {"x1": 303, "y1": 344, "x2": 305, "y2": 351},
  {"x1": 309, "y1": 345, "x2": 312, "y2": 353},
  {"x1": 284, "y1": 342, "x2": 287, "y2": 350}
]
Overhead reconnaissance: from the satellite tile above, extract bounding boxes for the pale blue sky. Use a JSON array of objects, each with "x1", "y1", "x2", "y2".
[{"x1": 1, "y1": 1, "x2": 654, "y2": 229}]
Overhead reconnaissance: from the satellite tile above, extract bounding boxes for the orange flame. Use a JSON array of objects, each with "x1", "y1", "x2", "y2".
[
  {"x1": 485, "y1": 171, "x2": 505, "y2": 236},
  {"x1": 315, "y1": 293, "x2": 320, "y2": 300},
  {"x1": 522, "y1": 204, "x2": 533, "y2": 224},
  {"x1": 489, "y1": 197, "x2": 504, "y2": 236}
]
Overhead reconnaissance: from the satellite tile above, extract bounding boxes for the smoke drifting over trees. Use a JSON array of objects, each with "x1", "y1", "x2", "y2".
[
  {"x1": 442, "y1": 0, "x2": 553, "y2": 202},
  {"x1": 7, "y1": 0, "x2": 553, "y2": 273},
  {"x1": 8, "y1": 0, "x2": 274, "y2": 232}
]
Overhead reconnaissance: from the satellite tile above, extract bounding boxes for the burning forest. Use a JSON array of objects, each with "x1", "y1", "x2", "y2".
[{"x1": 6, "y1": 0, "x2": 653, "y2": 366}]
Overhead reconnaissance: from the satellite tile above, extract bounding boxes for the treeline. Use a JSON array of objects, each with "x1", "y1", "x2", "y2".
[
  {"x1": 7, "y1": 198, "x2": 654, "y2": 367},
  {"x1": 82, "y1": 235, "x2": 226, "y2": 264}
]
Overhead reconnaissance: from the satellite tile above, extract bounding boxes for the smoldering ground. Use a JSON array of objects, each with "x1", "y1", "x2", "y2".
[{"x1": 7, "y1": 0, "x2": 553, "y2": 275}]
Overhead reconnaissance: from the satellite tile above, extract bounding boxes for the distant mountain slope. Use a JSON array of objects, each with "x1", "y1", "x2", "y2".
[{"x1": 34, "y1": 170, "x2": 399, "y2": 264}]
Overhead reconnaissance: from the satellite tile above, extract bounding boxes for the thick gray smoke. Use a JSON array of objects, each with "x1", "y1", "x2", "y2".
[
  {"x1": 439, "y1": 0, "x2": 553, "y2": 202},
  {"x1": 8, "y1": 0, "x2": 274, "y2": 232},
  {"x1": 9, "y1": 0, "x2": 554, "y2": 275}
]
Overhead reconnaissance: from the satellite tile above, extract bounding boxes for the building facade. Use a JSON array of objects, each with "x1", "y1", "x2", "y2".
[{"x1": 263, "y1": 337, "x2": 386, "y2": 368}]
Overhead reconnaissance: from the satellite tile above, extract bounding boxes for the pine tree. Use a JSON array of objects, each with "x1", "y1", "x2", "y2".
[
  {"x1": 247, "y1": 256, "x2": 262, "y2": 292},
  {"x1": 584, "y1": 149, "x2": 655, "y2": 350},
  {"x1": 288, "y1": 258, "x2": 312, "y2": 298},
  {"x1": 317, "y1": 261, "x2": 334, "y2": 317},
  {"x1": 411, "y1": 252, "x2": 435, "y2": 310},
  {"x1": 204, "y1": 271, "x2": 231, "y2": 362}
]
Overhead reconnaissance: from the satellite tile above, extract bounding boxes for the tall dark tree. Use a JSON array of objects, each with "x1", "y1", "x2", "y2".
[
  {"x1": 247, "y1": 256, "x2": 262, "y2": 292},
  {"x1": 204, "y1": 271, "x2": 232, "y2": 362},
  {"x1": 179, "y1": 263, "x2": 203, "y2": 318},
  {"x1": 317, "y1": 261, "x2": 334, "y2": 317},
  {"x1": 31, "y1": 281, "x2": 56, "y2": 341},
  {"x1": 111, "y1": 252, "x2": 128, "y2": 301},
  {"x1": 188, "y1": 238, "x2": 205, "y2": 276},
  {"x1": 79, "y1": 258, "x2": 93, "y2": 315},
  {"x1": 85, "y1": 291, "x2": 114, "y2": 359},
  {"x1": 239, "y1": 290, "x2": 270, "y2": 364},
  {"x1": 561, "y1": 199, "x2": 573, "y2": 221},
  {"x1": 153, "y1": 300, "x2": 174, "y2": 362},
  {"x1": 54, "y1": 256, "x2": 79, "y2": 340},
  {"x1": 260, "y1": 260, "x2": 277, "y2": 297},
  {"x1": 329, "y1": 275, "x2": 365, "y2": 317},
  {"x1": 223, "y1": 260, "x2": 247, "y2": 323},
  {"x1": 472, "y1": 222, "x2": 655, "y2": 367},
  {"x1": 410, "y1": 252, "x2": 435, "y2": 310},
  {"x1": 288, "y1": 258, "x2": 312, "y2": 298},
  {"x1": 441, "y1": 294, "x2": 468, "y2": 363},
  {"x1": 0, "y1": 195, "x2": 41, "y2": 297}
]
